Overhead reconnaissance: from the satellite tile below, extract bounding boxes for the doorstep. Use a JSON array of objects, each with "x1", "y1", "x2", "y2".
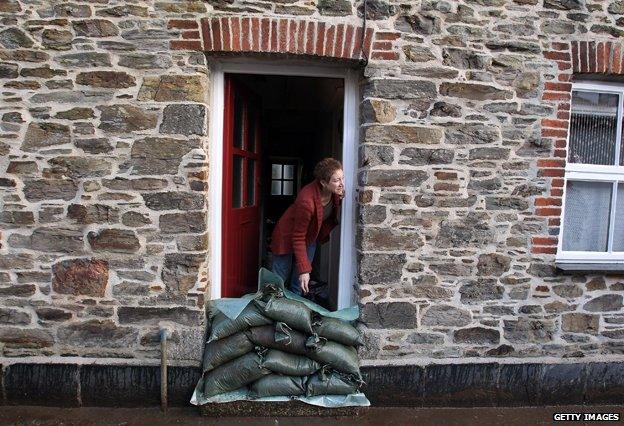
[{"x1": 198, "y1": 400, "x2": 362, "y2": 417}]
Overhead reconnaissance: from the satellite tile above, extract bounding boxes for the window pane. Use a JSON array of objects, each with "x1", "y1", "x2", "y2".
[
  {"x1": 283, "y1": 180, "x2": 293, "y2": 196},
  {"x1": 283, "y1": 164, "x2": 294, "y2": 180},
  {"x1": 248, "y1": 108, "x2": 256, "y2": 153},
  {"x1": 233, "y1": 95, "x2": 244, "y2": 149},
  {"x1": 562, "y1": 180, "x2": 612, "y2": 251},
  {"x1": 232, "y1": 156, "x2": 243, "y2": 208},
  {"x1": 246, "y1": 159, "x2": 255, "y2": 206},
  {"x1": 612, "y1": 183, "x2": 624, "y2": 251},
  {"x1": 271, "y1": 180, "x2": 281, "y2": 195},
  {"x1": 569, "y1": 90, "x2": 619, "y2": 165},
  {"x1": 272, "y1": 164, "x2": 282, "y2": 179}
]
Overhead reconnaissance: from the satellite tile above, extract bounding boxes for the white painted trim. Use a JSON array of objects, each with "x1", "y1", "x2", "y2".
[
  {"x1": 209, "y1": 64, "x2": 224, "y2": 301},
  {"x1": 565, "y1": 164, "x2": 624, "y2": 176},
  {"x1": 208, "y1": 59, "x2": 359, "y2": 309},
  {"x1": 337, "y1": 69, "x2": 359, "y2": 310},
  {"x1": 218, "y1": 58, "x2": 354, "y2": 78},
  {"x1": 573, "y1": 81, "x2": 624, "y2": 92},
  {"x1": 556, "y1": 252, "x2": 624, "y2": 261},
  {"x1": 564, "y1": 170, "x2": 624, "y2": 180}
]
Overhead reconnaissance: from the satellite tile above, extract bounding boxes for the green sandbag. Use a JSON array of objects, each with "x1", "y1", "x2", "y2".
[
  {"x1": 306, "y1": 371, "x2": 360, "y2": 397},
  {"x1": 249, "y1": 374, "x2": 307, "y2": 397},
  {"x1": 203, "y1": 332, "x2": 254, "y2": 372},
  {"x1": 308, "y1": 340, "x2": 361, "y2": 377},
  {"x1": 209, "y1": 303, "x2": 272, "y2": 341},
  {"x1": 203, "y1": 352, "x2": 270, "y2": 398},
  {"x1": 260, "y1": 296, "x2": 313, "y2": 334},
  {"x1": 245, "y1": 324, "x2": 308, "y2": 355},
  {"x1": 261, "y1": 349, "x2": 320, "y2": 376},
  {"x1": 313, "y1": 316, "x2": 363, "y2": 347},
  {"x1": 258, "y1": 283, "x2": 284, "y2": 301}
]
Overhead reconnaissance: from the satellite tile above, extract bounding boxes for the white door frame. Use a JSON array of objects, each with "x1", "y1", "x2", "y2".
[{"x1": 208, "y1": 58, "x2": 359, "y2": 309}]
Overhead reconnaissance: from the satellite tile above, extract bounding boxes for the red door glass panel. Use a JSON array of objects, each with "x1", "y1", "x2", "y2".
[{"x1": 222, "y1": 76, "x2": 261, "y2": 297}]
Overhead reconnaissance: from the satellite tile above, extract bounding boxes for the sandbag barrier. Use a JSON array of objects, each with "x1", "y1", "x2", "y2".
[{"x1": 191, "y1": 269, "x2": 369, "y2": 408}]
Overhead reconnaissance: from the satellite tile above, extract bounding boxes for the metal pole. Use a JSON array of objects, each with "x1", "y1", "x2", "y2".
[{"x1": 160, "y1": 328, "x2": 170, "y2": 413}]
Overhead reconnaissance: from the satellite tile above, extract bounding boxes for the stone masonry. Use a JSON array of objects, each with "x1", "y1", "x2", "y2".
[
  {"x1": 1, "y1": 0, "x2": 624, "y2": 368},
  {"x1": 0, "y1": 0, "x2": 210, "y2": 362}
]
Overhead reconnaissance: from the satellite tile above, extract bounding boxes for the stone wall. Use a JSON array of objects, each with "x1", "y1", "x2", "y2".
[
  {"x1": 0, "y1": 1, "x2": 210, "y2": 362},
  {"x1": 352, "y1": 0, "x2": 624, "y2": 363},
  {"x1": 1, "y1": 0, "x2": 624, "y2": 368}
]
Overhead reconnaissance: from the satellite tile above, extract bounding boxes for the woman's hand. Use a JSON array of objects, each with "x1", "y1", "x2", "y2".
[{"x1": 299, "y1": 273, "x2": 310, "y2": 294}]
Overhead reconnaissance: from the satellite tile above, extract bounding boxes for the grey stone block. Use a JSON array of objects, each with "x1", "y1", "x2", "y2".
[
  {"x1": 423, "y1": 363, "x2": 499, "y2": 407},
  {"x1": 584, "y1": 362, "x2": 624, "y2": 404},
  {"x1": 80, "y1": 365, "x2": 159, "y2": 407},
  {"x1": 497, "y1": 363, "x2": 542, "y2": 406},
  {"x1": 160, "y1": 104, "x2": 205, "y2": 136},
  {"x1": 4, "y1": 364, "x2": 79, "y2": 406},
  {"x1": 167, "y1": 366, "x2": 202, "y2": 406},
  {"x1": 361, "y1": 365, "x2": 424, "y2": 406},
  {"x1": 539, "y1": 363, "x2": 586, "y2": 406}
]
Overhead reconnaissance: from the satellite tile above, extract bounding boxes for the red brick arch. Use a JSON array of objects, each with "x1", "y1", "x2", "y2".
[
  {"x1": 571, "y1": 41, "x2": 624, "y2": 74},
  {"x1": 168, "y1": 16, "x2": 400, "y2": 61}
]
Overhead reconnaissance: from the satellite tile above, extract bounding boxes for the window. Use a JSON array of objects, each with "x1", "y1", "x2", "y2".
[
  {"x1": 271, "y1": 163, "x2": 296, "y2": 196},
  {"x1": 558, "y1": 82, "x2": 624, "y2": 266}
]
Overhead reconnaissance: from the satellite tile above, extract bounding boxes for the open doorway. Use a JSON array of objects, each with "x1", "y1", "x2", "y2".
[
  {"x1": 209, "y1": 61, "x2": 359, "y2": 310},
  {"x1": 221, "y1": 73, "x2": 344, "y2": 311}
]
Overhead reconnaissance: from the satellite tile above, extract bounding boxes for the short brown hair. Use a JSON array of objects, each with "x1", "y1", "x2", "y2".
[{"x1": 313, "y1": 158, "x2": 342, "y2": 183}]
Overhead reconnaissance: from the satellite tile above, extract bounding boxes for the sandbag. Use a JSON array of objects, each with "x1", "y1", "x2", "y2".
[
  {"x1": 313, "y1": 316, "x2": 363, "y2": 347},
  {"x1": 259, "y1": 283, "x2": 284, "y2": 300},
  {"x1": 202, "y1": 352, "x2": 270, "y2": 398},
  {"x1": 261, "y1": 349, "x2": 320, "y2": 376},
  {"x1": 306, "y1": 371, "x2": 360, "y2": 397},
  {"x1": 203, "y1": 332, "x2": 254, "y2": 372},
  {"x1": 209, "y1": 303, "x2": 272, "y2": 341},
  {"x1": 249, "y1": 374, "x2": 307, "y2": 397},
  {"x1": 308, "y1": 340, "x2": 360, "y2": 377},
  {"x1": 261, "y1": 296, "x2": 313, "y2": 334},
  {"x1": 245, "y1": 324, "x2": 308, "y2": 355}
]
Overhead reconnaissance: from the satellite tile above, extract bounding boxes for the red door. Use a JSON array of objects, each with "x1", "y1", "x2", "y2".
[{"x1": 222, "y1": 76, "x2": 262, "y2": 297}]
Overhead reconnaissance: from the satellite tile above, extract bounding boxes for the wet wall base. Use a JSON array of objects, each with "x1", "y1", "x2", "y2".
[{"x1": 0, "y1": 362, "x2": 622, "y2": 408}]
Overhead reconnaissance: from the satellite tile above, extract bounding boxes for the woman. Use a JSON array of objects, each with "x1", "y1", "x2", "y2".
[{"x1": 271, "y1": 158, "x2": 344, "y2": 295}]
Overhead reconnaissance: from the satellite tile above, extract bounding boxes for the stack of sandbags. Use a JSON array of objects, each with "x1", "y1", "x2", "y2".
[{"x1": 199, "y1": 284, "x2": 364, "y2": 401}]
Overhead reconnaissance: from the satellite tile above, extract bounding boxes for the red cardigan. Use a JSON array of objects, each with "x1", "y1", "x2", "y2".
[{"x1": 270, "y1": 180, "x2": 341, "y2": 275}]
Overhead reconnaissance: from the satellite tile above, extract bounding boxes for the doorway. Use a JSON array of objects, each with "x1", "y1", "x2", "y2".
[{"x1": 209, "y1": 61, "x2": 359, "y2": 310}]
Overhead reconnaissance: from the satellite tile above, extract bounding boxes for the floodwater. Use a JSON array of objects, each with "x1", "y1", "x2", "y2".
[{"x1": 1, "y1": 405, "x2": 623, "y2": 426}]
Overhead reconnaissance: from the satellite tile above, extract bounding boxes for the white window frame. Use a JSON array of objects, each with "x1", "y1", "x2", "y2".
[
  {"x1": 208, "y1": 58, "x2": 359, "y2": 309},
  {"x1": 270, "y1": 163, "x2": 296, "y2": 196},
  {"x1": 557, "y1": 81, "x2": 624, "y2": 266}
]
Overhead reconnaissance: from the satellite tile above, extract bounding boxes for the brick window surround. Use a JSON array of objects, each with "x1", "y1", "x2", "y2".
[
  {"x1": 168, "y1": 16, "x2": 401, "y2": 61},
  {"x1": 536, "y1": 41, "x2": 624, "y2": 256}
]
